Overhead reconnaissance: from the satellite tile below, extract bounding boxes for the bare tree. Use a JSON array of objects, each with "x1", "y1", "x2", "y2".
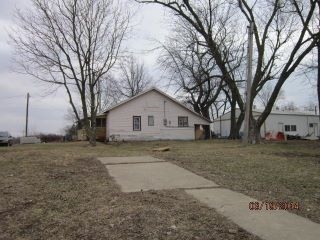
[
  {"x1": 158, "y1": 26, "x2": 227, "y2": 120},
  {"x1": 158, "y1": 5, "x2": 246, "y2": 138},
  {"x1": 106, "y1": 55, "x2": 152, "y2": 101},
  {"x1": 11, "y1": 0, "x2": 130, "y2": 146},
  {"x1": 304, "y1": 101, "x2": 318, "y2": 113},
  {"x1": 137, "y1": 0, "x2": 319, "y2": 143},
  {"x1": 257, "y1": 82, "x2": 285, "y2": 108},
  {"x1": 281, "y1": 101, "x2": 298, "y2": 111}
]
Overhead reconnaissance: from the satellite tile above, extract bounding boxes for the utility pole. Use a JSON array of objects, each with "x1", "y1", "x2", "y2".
[
  {"x1": 243, "y1": 22, "x2": 254, "y2": 144},
  {"x1": 25, "y1": 93, "x2": 30, "y2": 137}
]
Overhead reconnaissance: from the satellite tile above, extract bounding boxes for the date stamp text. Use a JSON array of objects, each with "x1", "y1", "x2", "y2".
[{"x1": 249, "y1": 201, "x2": 300, "y2": 211}]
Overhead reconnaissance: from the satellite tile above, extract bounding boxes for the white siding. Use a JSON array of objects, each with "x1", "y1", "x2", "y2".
[
  {"x1": 107, "y1": 90, "x2": 209, "y2": 141},
  {"x1": 212, "y1": 109, "x2": 320, "y2": 138},
  {"x1": 264, "y1": 114, "x2": 319, "y2": 137}
]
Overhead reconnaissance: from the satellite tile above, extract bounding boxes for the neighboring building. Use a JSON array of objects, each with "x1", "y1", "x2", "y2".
[
  {"x1": 105, "y1": 87, "x2": 211, "y2": 141},
  {"x1": 213, "y1": 109, "x2": 320, "y2": 138}
]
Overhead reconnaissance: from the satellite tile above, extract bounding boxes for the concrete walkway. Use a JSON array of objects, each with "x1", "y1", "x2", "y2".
[
  {"x1": 186, "y1": 188, "x2": 320, "y2": 240},
  {"x1": 100, "y1": 156, "x2": 217, "y2": 192},
  {"x1": 98, "y1": 156, "x2": 320, "y2": 240}
]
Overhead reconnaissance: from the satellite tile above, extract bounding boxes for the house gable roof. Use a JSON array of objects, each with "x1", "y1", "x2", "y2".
[{"x1": 104, "y1": 87, "x2": 211, "y2": 123}]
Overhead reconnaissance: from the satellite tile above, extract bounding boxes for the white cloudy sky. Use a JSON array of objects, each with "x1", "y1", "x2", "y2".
[
  {"x1": 0, "y1": 0, "x2": 317, "y2": 137},
  {"x1": 0, "y1": 0, "x2": 169, "y2": 136}
]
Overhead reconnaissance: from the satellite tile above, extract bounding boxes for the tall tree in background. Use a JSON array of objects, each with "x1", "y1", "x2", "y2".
[
  {"x1": 157, "y1": 3, "x2": 246, "y2": 138},
  {"x1": 238, "y1": 0, "x2": 319, "y2": 142},
  {"x1": 138, "y1": 0, "x2": 319, "y2": 142},
  {"x1": 102, "y1": 55, "x2": 152, "y2": 107},
  {"x1": 257, "y1": 82, "x2": 285, "y2": 108},
  {"x1": 11, "y1": 0, "x2": 130, "y2": 146},
  {"x1": 158, "y1": 24, "x2": 229, "y2": 120}
]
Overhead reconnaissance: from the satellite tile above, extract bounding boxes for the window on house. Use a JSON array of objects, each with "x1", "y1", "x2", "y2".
[
  {"x1": 133, "y1": 116, "x2": 141, "y2": 131},
  {"x1": 178, "y1": 116, "x2": 188, "y2": 127},
  {"x1": 291, "y1": 125, "x2": 297, "y2": 131},
  {"x1": 96, "y1": 118, "x2": 106, "y2": 128},
  {"x1": 284, "y1": 125, "x2": 297, "y2": 132},
  {"x1": 148, "y1": 116, "x2": 154, "y2": 126}
]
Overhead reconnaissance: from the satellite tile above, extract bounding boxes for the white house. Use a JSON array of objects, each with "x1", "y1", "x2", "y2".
[
  {"x1": 213, "y1": 109, "x2": 320, "y2": 138},
  {"x1": 105, "y1": 87, "x2": 211, "y2": 141}
]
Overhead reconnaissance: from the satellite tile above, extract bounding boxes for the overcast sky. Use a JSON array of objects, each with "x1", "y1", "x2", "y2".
[
  {"x1": 0, "y1": 0, "x2": 169, "y2": 136},
  {"x1": 0, "y1": 0, "x2": 317, "y2": 137}
]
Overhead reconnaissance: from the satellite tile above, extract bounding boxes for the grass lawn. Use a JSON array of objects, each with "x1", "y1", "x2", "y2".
[
  {"x1": 153, "y1": 140, "x2": 320, "y2": 224},
  {"x1": 0, "y1": 140, "x2": 319, "y2": 239}
]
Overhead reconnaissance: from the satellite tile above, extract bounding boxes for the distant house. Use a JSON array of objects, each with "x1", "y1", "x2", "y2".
[
  {"x1": 104, "y1": 87, "x2": 211, "y2": 141},
  {"x1": 213, "y1": 109, "x2": 320, "y2": 138}
]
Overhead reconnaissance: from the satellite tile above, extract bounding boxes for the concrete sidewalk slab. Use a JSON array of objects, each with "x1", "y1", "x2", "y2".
[
  {"x1": 98, "y1": 156, "x2": 165, "y2": 165},
  {"x1": 186, "y1": 188, "x2": 320, "y2": 240},
  {"x1": 105, "y1": 162, "x2": 218, "y2": 192}
]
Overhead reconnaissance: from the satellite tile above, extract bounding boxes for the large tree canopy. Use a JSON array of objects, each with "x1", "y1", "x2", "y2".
[
  {"x1": 11, "y1": 0, "x2": 130, "y2": 145},
  {"x1": 137, "y1": 0, "x2": 320, "y2": 142}
]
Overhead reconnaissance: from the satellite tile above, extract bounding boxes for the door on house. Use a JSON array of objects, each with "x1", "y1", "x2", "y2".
[
  {"x1": 309, "y1": 123, "x2": 319, "y2": 136},
  {"x1": 194, "y1": 124, "x2": 210, "y2": 140},
  {"x1": 278, "y1": 123, "x2": 284, "y2": 132},
  {"x1": 194, "y1": 124, "x2": 204, "y2": 140}
]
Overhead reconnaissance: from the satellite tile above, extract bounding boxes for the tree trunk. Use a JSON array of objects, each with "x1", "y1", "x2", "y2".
[
  {"x1": 89, "y1": 119, "x2": 97, "y2": 146},
  {"x1": 248, "y1": 118, "x2": 262, "y2": 144},
  {"x1": 229, "y1": 95, "x2": 238, "y2": 139},
  {"x1": 89, "y1": 85, "x2": 97, "y2": 147},
  {"x1": 201, "y1": 107, "x2": 210, "y2": 120},
  {"x1": 235, "y1": 111, "x2": 244, "y2": 139}
]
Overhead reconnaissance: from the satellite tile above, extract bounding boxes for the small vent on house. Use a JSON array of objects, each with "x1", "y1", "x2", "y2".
[{"x1": 163, "y1": 118, "x2": 167, "y2": 126}]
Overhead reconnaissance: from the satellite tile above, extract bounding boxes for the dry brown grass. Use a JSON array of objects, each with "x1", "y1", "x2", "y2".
[
  {"x1": 0, "y1": 142, "x2": 259, "y2": 240},
  {"x1": 154, "y1": 140, "x2": 320, "y2": 224},
  {"x1": 1, "y1": 140, "x2": 319, "y2": 239}
]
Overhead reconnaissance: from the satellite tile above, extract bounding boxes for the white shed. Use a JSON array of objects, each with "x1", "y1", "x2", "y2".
[
  {"x1": 213, "y1": 109, "x2": 320, "y2": 138},
  {"x1": 105, "y1": 87, "x2": 211, "y2": 141}
]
